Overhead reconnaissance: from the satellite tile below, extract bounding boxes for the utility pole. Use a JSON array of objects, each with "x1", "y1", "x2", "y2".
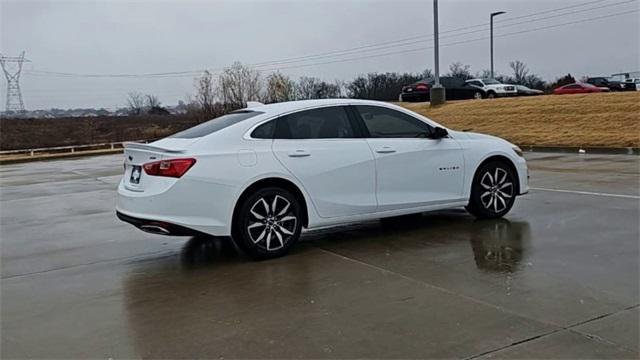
[
  {"x1": 490, "y1": 11, "x2": 505, "y2": 79},
  {"x1": 0, "y1": 51, "x2": 30, "y2": 113},
  {"x1": 430, "y1": 0, "x2": 445, "y2": 106}
]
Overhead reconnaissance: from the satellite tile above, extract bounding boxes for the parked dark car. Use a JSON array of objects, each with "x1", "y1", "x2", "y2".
[
  {"x1": 585, "y1": 77, "x2": 634, "y2": 91},
  {"x1": 515, "y1": 85, "x2": 544, "y2": 96},
  {"x1": 399, "y1": 77, "x2": 486, "y2": 102}
]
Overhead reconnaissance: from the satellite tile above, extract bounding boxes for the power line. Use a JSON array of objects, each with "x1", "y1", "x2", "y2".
[
  {"x1": 222, "y1": 9, "x2": 640, "y2": 73},
  {"x1": 22, "y1": 7, "x2": 638, "y2": 89},
  {"x1": 246, "y1": 0, "x2": 617, "y2": 68},
  {"x1": 247, "y1": 0, "x2": 637, "y2": 70},
  {"x1": 23, "y1": 0, "x2": 630, "y2": 79}
]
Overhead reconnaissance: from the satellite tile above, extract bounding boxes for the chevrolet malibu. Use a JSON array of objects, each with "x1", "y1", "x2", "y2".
[{"x1": 117, "y1": 99, "x2": 528, "y2": 259}]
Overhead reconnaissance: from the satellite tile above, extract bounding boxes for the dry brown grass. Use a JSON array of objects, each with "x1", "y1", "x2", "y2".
[{"x1": 398, "y1": 92, "x2": 640, "y2": 148}]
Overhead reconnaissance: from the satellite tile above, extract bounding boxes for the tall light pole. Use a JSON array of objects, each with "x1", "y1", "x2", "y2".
[
  {"x1": 430, "y1": 0, "x2": 445, "y2": 106},
  {"x1": 490, "y1": 11, "x2": 505, "y2": 79}
]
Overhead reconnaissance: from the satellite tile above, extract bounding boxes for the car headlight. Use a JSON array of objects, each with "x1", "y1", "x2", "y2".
[
  {"x1": 497, "y1": 86, "x2": 504, "y2": 91},
  {"x1": 512, "y1": 146, "x2": 524, "y2": 157}
]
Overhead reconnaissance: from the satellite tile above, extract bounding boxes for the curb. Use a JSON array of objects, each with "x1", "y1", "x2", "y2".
[{"x1": 0, "y1": 148, "x2": 123, "y2": 165}]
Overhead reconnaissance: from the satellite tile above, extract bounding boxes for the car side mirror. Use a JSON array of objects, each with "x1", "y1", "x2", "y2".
[{"x1": 430, "y1": 127, "x2": 448, "y2": 139}]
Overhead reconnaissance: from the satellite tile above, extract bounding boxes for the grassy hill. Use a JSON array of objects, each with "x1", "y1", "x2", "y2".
[{"x1": 399, "y1": 92, "x2": 640, "y2": 148}]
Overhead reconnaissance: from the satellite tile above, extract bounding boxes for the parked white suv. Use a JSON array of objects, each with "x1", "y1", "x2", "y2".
[
  {"x1": 625, "y1": 78, "x2": 640, "y2": 91},
  {"x1": 465, "y1": 79, "x2": 517, "y2": 98}
]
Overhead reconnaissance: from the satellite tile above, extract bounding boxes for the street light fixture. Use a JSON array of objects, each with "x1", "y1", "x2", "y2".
[{"x1": 490, "y1": 11, "x2": 506, "y2": 79}]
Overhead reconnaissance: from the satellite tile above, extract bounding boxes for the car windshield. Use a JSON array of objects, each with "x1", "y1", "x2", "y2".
[
  {"x1": 483, "y1": 79, "x2": 500, "y2": 85},
  {"x1": 169, "y1": 110, "x2": 263, "y2": 139}
]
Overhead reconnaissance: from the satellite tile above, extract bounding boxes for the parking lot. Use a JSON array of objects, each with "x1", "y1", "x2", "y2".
[{"x1": 1, "y1": 152, "x2": 638, "y2": 358}]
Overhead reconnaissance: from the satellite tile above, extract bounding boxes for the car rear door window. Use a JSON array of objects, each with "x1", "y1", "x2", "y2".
[
  {"x1": 170, "y1": 110, "x2": 263, "y2": 139},
  {"x1": 354, "y1": 105, "x2": 432, "y2": 138},
  {"x1": 275, "y1": 106, "x2": 355, "y2": 139}
]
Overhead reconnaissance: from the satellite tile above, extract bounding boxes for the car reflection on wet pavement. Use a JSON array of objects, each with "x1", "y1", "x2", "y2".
[{"x1": 1, "y1": 152, "x2": 638, "y2": 358}]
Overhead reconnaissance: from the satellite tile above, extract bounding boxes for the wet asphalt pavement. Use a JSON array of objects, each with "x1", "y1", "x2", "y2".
[{"x1": 1, "y1": 152, "x2": 638, "y2": 359}]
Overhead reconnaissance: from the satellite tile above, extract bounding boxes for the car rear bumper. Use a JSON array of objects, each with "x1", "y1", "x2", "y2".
[
  {"x1": 116, "y1": 177, "x2": 237, "y2": 236},
  {"x1": 400, "y1": 91, "x2": 429, "y2": 101},
  {"x1": 116, "y1": 211, "x2": 209, "y2": 236}
]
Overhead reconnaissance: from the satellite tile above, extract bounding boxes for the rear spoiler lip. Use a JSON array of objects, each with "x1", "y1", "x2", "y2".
[{"x1": 123, "y1": 141, "x2": 186, "y2": 154}]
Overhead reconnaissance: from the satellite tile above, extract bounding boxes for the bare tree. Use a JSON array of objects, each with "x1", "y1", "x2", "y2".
[
  {"x1": 194, "y1": 70, "x2": 216, "y2": 117},
  {"x1": 333, "y1": 80, "x2": 348, "y2": 98},
  {"x1": 218, "y1": 62, "x2": 262, "y2": 107},
  {"x1": 509, "y1": 60, "x2": 530, "y2": 85},
  {"x1": 347, "y1": 71, "x2": 429, "y2": 100},
  {"x1": 145, "y1": 94, "x2": 161, "y2": 108},
  {"x1": 448, "y1": 62, "x2": 473, "y2": 80},
  {"x1": 296, "y1": 76, "x2": 320, "y2": 100},
  {"x1": 421, "y1": 69, "x2": 434, "y2": 79},
  {"x1": 295, "y1": 76, "x2": 341, "y2": 99},
  {"x1": 265, "y1": 72, "x2": 295, "y2": 103},
  {"x1": 126, "y1": 91, "x2": 145, "y2": 115}
]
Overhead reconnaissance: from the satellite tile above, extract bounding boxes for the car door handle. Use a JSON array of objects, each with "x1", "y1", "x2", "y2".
[
  {"x1": 288, "y1": 150, "x2": 310, "y2": 158},
  {"x1": 375, "y1": 146, "x2": 396, "y2": 154}
]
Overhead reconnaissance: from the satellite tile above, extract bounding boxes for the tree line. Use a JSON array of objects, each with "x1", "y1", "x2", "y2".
[{"x1": 127, "y1": 60, "x2": 577, "y2": 119}]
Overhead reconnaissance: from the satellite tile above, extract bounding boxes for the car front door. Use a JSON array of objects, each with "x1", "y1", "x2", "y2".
[
  {"x1": 351, "y1": 105, "x2": 465, "y2": 212},
  {"x1": 271, "y1": 106, "x2": 377, "y2": 218}
]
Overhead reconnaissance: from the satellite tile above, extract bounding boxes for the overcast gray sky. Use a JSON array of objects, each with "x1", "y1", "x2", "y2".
[{"x1": 1, "y1": 0, "x2": 638, "y2": 110}]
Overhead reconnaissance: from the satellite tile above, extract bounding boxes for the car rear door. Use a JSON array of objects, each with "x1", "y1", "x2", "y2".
[
  {"x1": 271, "y1": 106, "x2": 377, "y2": 218},
  {"x1": 351, "y1": 105, "x2": 465, "y2": 212}
]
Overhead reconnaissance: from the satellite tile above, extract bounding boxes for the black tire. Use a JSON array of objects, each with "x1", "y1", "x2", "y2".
[
  {"x1": 466, "y1": 161, "x2": 517, "y2": 219},
  {"x1": 487, "y1": 91, "x2": 496, "y2": 99},
  {"x1": 473, "y1": 91, "x2": 484, "y2": 100},
  {"x1": 232, "y1": 187, "x2": 302, "y2": 260}
]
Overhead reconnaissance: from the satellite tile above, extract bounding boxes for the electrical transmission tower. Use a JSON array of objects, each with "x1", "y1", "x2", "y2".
[{"x1": 0, "y1": 51, "x2": 30, "y2": 113}]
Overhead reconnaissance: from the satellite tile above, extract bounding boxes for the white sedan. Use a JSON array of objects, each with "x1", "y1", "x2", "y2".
[{"x1": 117, "y1": 99, "x2": 528, "y2": 259}]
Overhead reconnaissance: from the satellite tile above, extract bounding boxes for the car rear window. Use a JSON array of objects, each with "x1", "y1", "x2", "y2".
[{"x1": 169, "y1": 110, "x2": 263, "y2": 139}]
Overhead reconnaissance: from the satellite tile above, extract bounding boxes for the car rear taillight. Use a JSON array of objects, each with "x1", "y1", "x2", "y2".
[
  {"x1": 143, "y1": 158, "x2": 196, "y2": 178},
  {"x1": 415, "y1": 83, "x2": 428, "y2": 90}
]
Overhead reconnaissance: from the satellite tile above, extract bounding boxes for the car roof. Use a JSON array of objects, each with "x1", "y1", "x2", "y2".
[{"x1": 242, "y1": 98, "x2": 398, "y2": 116}]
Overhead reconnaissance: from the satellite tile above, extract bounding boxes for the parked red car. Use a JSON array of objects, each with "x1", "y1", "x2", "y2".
[{"x1": 553, "y1": 82, "x2": 610, "y2": 95}]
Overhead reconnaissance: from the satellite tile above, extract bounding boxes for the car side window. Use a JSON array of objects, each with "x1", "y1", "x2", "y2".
[
  {"x1": 354, "y1": 105, "x2": 433, "y2": 138},
  {"x1": 274, "y1": 106, "x2": 355, "y2": 139},
  {"x1": 468, "y1": 80, "x2": 483, "y2": 87},
  {"x1": 565, "y1": 84, "x2": 581, "y2": 89},
  {"x1": 251, "y1": 120, "x2": 276, "y2": 139}
]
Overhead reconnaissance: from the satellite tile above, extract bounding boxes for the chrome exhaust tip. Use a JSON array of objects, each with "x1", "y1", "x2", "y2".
[{"x1": 140, "y1": 224, "x2": 171, "y2": 235}]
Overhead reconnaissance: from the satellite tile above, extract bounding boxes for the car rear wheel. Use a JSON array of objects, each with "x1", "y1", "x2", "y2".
[
  {"x1": 466, "y1": 162, "x2": 517, "y2": 219},
  {"x1": 232, "y1": 187, "x2": 302, "y2": 260},
  {"x1": 473, "y1": 91, "x2": 483, "y2": 100}
]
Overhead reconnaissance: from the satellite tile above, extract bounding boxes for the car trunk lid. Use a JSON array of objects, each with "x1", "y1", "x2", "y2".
[{"x1": 122, "y1": 140, "x2": 195, "y2": 192}]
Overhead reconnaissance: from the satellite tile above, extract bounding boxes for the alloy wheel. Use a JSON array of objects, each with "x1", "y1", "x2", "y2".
[
  {"x1": 247, "y1": 195, "x2": 297, "y2": 251},
  {"x1": 479, "y1": 167, "x2": 514, "y2": 213}
]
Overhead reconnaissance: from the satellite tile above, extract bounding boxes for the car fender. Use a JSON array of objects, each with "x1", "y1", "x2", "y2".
[{"x1": 230, "y1": 171, "x2": 323, "y2": 230}]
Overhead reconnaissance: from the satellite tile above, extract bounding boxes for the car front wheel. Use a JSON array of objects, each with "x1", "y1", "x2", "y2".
[
  {"x1": 473, "y1": 91, "x2": 483, "y2": 99},
  {"x1": 233, "y1": 187, "x2": 302, "y2": 260},
  {"x1": 466, "y1": 162, "x2": 517, "y2": 219}
]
